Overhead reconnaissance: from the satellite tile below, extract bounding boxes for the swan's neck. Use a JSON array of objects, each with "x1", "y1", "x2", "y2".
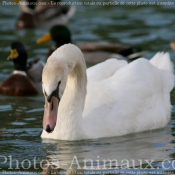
[{"x1": 55, "y1": 57, "x2": 87, "y2": 140}]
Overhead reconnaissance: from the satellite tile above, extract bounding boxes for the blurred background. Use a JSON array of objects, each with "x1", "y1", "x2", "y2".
[{"x1": 0, "y1": 0, "x2": 175, "y2": 174}]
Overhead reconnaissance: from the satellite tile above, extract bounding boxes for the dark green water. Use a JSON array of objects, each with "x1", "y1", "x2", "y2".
[{"x1": 0, "y1": 0, "x2": 175, "y2": 174}]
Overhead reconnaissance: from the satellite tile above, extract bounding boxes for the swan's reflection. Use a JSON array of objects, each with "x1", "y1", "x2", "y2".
[{"x1": 41, "y1": 126, "x2": 174, "y2": 174}]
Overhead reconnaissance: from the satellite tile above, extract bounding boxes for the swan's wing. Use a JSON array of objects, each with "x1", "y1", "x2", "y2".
[
  {"x1": 87, "y1": 58, "x2": 127, "y2": 82},
  {"x1": 83, "y1": 54, "x2": 174, "y2": 138}
]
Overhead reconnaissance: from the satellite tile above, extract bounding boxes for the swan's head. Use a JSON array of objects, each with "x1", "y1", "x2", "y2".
[
  {"x1": 42, "y1": 54, "x2": 68, "y2": 133},
  {"x1": 42, "y1": 43, "x2": 86, "y2": 133}
]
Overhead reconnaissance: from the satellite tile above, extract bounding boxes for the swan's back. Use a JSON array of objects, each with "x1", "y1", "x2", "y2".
[
  {"x1": 83, "y1": 52, "x2": 174, "y2": 139},
  {"x1": 87, "y1": 58, "x2": 127, "y2": 82}
]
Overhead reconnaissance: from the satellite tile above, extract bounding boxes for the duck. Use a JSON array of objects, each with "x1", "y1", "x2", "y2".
[
  {"x1": 0, "y1": 41, "x2": 44, "y2": 96},
  {"x1": 41, "y1": 44, "x2": 174, "y2": 140},
  {"x1": 36, "y1": 25, "x2": 146, "y2": 63},
  {"x1": 15, "y1": 0, "x2": 75, "y2": 29}
]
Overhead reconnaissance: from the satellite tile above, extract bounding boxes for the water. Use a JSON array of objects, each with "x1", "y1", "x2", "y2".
[{"x1": 0, "y1": 0, "x2": 175, "y2": 174}]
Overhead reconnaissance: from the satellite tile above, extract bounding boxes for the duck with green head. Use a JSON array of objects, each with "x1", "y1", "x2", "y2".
[
  {"x1": 0, "y1": 41, "x2": 44, "y2": 96},
  {"x1": 36, "y1": 25, "x2": 146, "y2": 63},
  {"x1": 37, "y1": 25, "x2": 71, "y2": 58}
]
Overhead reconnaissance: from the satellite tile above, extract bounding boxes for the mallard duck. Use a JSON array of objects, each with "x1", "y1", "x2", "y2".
[
  {"x1": 41, "y1": 44, "x2": 174, "y2": 140},
  {"x1": 0, "y1": 41, "x2": 44, "y2": 96},
  {"x1": 15, "y1": 0, "x2": 75, "y2": 29},
  {"x1": 36, "y1": 25, "x2": 146, "y2": 63}
]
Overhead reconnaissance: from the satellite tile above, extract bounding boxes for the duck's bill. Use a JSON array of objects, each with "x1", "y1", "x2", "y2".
[
  {"x1": 36, "y1": 32, "x2": 52, "y2": 44},
  {"x1": 43, "y1": 96, "x2": 59, "y2": 133},
  {"x1": 7, "y1": 49, "x2": 19, "y2": 60}
]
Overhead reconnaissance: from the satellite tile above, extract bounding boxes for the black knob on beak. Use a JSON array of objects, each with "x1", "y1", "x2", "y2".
[{"x1": 45, "y1": 124, "x2": 52, "y2": 133}]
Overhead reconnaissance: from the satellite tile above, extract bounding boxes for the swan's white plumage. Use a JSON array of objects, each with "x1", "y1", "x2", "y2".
[
  {"x1": 41, "y1": 44, "x2": 174, "y2": 140},
  {"x1": 87, "y1": 58, "x2": 127, "y2": 82}
]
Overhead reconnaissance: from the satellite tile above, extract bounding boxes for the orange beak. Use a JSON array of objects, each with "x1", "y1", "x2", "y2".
[{"x1": 36, "y1": 32, "x2": 52, "y2": 44}]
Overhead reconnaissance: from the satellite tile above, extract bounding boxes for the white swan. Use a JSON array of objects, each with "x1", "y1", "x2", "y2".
[{"x1": 41, "y1": 44, "x2": 174, "y2": 140}]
